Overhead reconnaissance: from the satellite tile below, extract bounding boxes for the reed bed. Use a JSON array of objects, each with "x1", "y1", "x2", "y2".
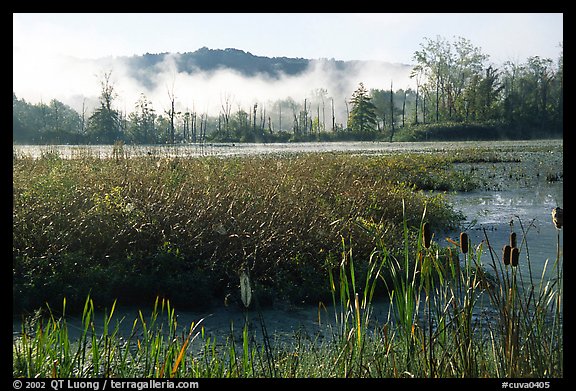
[{"x1": 13, "y1": 151, "x2": 466, "y2": 312}]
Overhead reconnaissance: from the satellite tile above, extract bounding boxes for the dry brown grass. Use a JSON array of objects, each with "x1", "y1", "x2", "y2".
[{"x1": 13, "y1": 152, "x2": 463, "y2": 311}]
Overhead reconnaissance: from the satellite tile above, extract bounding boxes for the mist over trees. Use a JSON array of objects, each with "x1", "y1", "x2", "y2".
[{"x1": 13, "y1": 37, "x2": 563, "y2": 145}]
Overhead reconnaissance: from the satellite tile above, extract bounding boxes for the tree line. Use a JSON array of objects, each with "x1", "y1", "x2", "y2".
[{"x1": 13, "y1": 36, "x2": 563, "y2": 145}]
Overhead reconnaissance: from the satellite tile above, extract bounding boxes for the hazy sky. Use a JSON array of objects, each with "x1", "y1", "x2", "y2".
[
  {"x1": 12, "y1": 13, "x2": 563, "y2": 117},
  {"x1": 13, "y1": 13, "x2": 562, "y2": 64}
]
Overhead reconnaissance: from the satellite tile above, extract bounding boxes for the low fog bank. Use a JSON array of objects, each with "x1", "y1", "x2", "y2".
[{"x1": 13, "y1": 50, "x2": 415, "y2": 125}]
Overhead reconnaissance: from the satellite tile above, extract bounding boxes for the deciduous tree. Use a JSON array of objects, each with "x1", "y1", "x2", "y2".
[{"x1": 87, "y1": 71, "x2": 122, "y2": 143}]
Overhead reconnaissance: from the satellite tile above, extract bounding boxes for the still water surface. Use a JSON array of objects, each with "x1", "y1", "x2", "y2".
[{"x1": 13, "y1": 139, "x2": 562, "y2": 159}]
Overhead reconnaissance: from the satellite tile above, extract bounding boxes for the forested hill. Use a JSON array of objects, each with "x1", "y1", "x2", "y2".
[
  {"x1": 122, "y1": 47, "x2": 377, "y2": 87},
  {"x1": 127, "y1": 47, "x2": 313, "y2": 77}
]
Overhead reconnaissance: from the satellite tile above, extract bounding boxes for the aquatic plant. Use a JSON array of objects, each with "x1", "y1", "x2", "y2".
[
  {"x1": 13, "y1": 209, "x2": 562, "y2": 378},
  {"x1": 552, "y1": 207, "x2": 563, "y2": 229}
]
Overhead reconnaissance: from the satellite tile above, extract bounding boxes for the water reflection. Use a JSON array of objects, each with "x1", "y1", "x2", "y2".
[
  {"x1": 449, "y1": 183, "x2": 563, "y2": 283},
  {"x1": 13, "y1": 139, "x2": 563, "y2": 159}
]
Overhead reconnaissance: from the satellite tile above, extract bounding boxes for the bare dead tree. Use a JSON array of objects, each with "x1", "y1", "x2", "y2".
[
  {"x1": 200, "y1": 113, "x2": 208, "y2": 143},
  {"x1": 81, "y1": 98, "x2": 87, "y2": 134},
  {"x1": 183, "y1": 111, "x2": 190, "y2": 142},
  {"x1": 411, "y1": 68, "x2": 423, "y2": 125},
  {"x1": 260, "y1": 107, "x2": 266, "y2": 136},
  {"x1": 278, "y1": 103, "x2": 282, "y2": 132},
  {"x1": 166, "y1": 87, "x2": 176, "y2": 144},
  {"x1": 253, "y1": 103, "x2": 258, "y2": 134},
  {"x1": 303, "y1": 98, "x2": 308, "y2": 134},
  {"x1": 389, "y1": 81, "x2": 395, "y2": 142},
  {"x1": 191, "y1": 112, "x2": 197, "y2": 143},
  {"x1": 402, "y1": 89, "x2": 408, "y2": 128},
  {"x1": 331, "y1": 98, "x2": 335, "y2": 132},
  {"x1": 321, "y1": 96, "x2": 325, "y2": 132},
  {"x1": 344, "y1": 98, "x2": 349, "y2": 129},
  {"x1": 220, "y1": 93, "x2": 233, "y2": 139}
]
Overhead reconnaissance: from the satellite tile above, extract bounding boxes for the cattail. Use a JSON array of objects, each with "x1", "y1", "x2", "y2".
[
  {"x1": 552, "y1": 207, "x2": 563, "y2": 229},
  {"x1": 460, "y1": 232, "x2": 469, "y2": 254},
  {"x1": 509, "y1": 232, "x2": 517, "y2": 248},
  {"x1": 511, "y1": 247, "x2": 520, "y2": 267},
  {"x1": 503, "y1": 245, "x2": 511, "y2": 266},
  {"x1": 423, "y1": 222, "x2": 432, "y2": 249}
]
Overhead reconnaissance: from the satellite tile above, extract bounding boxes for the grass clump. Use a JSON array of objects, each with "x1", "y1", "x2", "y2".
[{"x1": 13, "y1": 152, "x2": 465, "y2": 313}]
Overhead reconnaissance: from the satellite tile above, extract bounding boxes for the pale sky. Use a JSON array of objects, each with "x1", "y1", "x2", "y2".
[
  {"x1": 13, "y1": 13, "x2": 563, "y2": 64},
  {"x1": 12, "y1": 13, "x2": 563, "y2": 117}
]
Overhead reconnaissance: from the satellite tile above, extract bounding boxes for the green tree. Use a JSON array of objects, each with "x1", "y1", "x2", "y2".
[
  {"x1": 87, "y1": 71, "x2": 122, "y2": 144},
  {"x1": 45, "y1": 99, "x2": 83, "y2": 143},
  {"x1": 500, "y1": 56, "x2": 561, "y2": 133},
  {"x1": 13, "y1": 93, "x2": 83, "y2": 144},
  {"x1": 525, "y1": 56, "x2": 555, "y2": 128},
  {"x1": 462, "y1": 66, "x2": 503, "y2": 121},
  {"x1": 551, "y1": 47, "x2": 563, "y2": 129},
  {"x1": 413, "y1": 35, "x2": 488, "y2": 122},
  {"x1": 449, "y1": 36, "x2": 488, "y2": 120},
  {"x1": 13, "y1": 93, "x2": 34, "y2": 143},
  {"x1": 127, "y1": 93, "x2": 157, "y2": 144},
  {"x1": 348, "y1": 83, "x2": 378, "y2": 133}
]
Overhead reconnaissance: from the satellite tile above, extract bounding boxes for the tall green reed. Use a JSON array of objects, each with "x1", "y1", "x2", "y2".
[{"x1": 13, "y1": 203, "x2": 562, "y2": 378}]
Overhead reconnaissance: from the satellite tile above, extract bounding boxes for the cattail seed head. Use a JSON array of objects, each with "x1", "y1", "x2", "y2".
[
  {"x1": 552, "y1": 207, "x2": 563, "y2": 229},
  {"x1": 503, "y1": 245, "x2": 511, "y2": 266},
  {"x1": 460, "y1": 232, "x2": 469, "y2": 254},
  {"x1": 423, "y1": 222, "x2": 432, "y2": 249},
  {"x1": 511, "y1": 247, "x2": 520, "y2": 267},
  {"x1": 509, "y1": 232, "x2": 517, "y2": 248}
]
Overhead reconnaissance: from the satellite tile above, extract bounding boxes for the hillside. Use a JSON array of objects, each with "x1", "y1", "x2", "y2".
[
  {"x1": 121, "y1": 47, "x2": 409, "y2": 89},
  {"x1": 126, "y1": 47, "x2": 345, "y2": 75}
]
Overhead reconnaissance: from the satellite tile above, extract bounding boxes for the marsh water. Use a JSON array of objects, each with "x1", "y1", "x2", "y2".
[
  {"x1": 13, "y1": 139, "x2": 563, "y2": 347},
  {"x1": 12, "y1": 139, "x2": 563, "y2": 159}
]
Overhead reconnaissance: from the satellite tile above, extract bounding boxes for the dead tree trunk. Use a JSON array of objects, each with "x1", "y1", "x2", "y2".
[
  {"x1": 402, "y1": 89, "x2": 407, "y2": 128},
  {"x1": 253, "y1": 103, "x2": 258, "y2": 134},
  {"x1": 389, "y1": 81, "x2": 395, "y2": 142},
  {"x1": 331, "y1": 98, "x2": 335, "y2": 132}
]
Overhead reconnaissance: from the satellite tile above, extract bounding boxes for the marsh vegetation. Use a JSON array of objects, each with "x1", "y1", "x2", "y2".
[{"x1": 12, "y1": 140, "x2": 563, "y2": 378}]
